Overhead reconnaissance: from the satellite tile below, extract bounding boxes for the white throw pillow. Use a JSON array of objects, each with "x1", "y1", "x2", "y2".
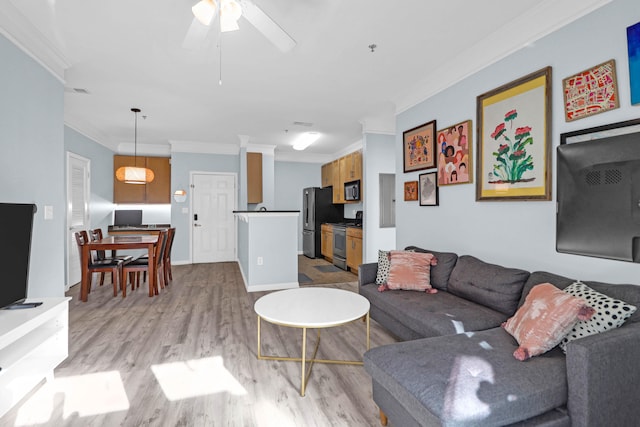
[{"x1": 559, "y1": 281, "x2": 637, "y2": 352}]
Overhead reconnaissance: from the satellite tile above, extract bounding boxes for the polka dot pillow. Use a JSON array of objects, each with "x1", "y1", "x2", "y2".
[
  {"x1": 559, "y1": 281, "x2": 637, "y2": 352},
  {"x1": 375, "y1": 250, "x2": 391, "y2": 285}
]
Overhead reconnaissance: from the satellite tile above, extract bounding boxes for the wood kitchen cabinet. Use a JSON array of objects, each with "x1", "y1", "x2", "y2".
[
  {"x1": 113, "y1": 155, "x2": 171, "y2": 204},
  {"x1": 321, "y1": 223, "x2": 333, "y2": 260},
  {"x1": 321, "y1": 162, "x2": 333, "y2": 188},
  {"x1": 346, "y1": 227, "x2": 363, "y2": 273},
  {"x1": 323, "y1": 149, "x2": 362, "y2": 204},
  {"x1": 247, "y1": 152, "x2": 263, "y2": 204}
]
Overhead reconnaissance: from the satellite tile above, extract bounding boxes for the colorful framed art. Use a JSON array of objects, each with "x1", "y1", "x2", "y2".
[
  {"x1": 628, "y1": 21, "x2": 640, "y2": 105},
  {"x1": 404, "y1": 181, "x2": 418, "y2": 201},
  {"x1": 403, "y1": 120, "x2": 437, "y2": 173},
  {"x1": 436, "y1": 120, "x2": 472, "y2": 186},
  {"x1": 562, "y1": 59, "x2": 619, "y2": 122},
  {"x1": 419, "y1": 172, "x2": 438, "y2": 206},
  {"x1": 476, "y1": 67, "x2": 552, "y2": 201}
]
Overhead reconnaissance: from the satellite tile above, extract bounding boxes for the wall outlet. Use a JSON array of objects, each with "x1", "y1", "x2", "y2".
[{"x1": 257, "y1": 256, "x2": 263, "y2": 266}]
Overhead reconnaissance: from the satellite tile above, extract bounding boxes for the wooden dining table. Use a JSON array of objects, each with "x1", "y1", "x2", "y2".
[{"x1": 80, "y1": 234, "x2": 159, "y2": 302}]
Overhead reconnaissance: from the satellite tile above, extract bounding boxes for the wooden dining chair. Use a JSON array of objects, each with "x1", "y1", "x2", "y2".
[
  {"x1": 137, "y1": 227, "x2": 175, "y2": 286},
  {"x1": 75, "y1": 230, "x2": 123, "y2": 297},
  {"x1": 122, "y1": 229, "x2": 168, "y2": 297},
  {"x1": 88, "y1": 228, "x2": 133, "y2": 287}
]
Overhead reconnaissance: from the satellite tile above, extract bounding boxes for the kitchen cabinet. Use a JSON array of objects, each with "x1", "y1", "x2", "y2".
[
  {"x1": 113, "y1": 155, "x2": 171, "y2": 204},
  {"x1": 332, "y1": 159, "x2": 342, "y2": 203},
  {"x1": 323, "y1": 149, "x2": 363, "y2": 204},
  {"x1": 346, "y1": 227, "x2": 363, "y2": 273},
  {"x1": 321, "y1": 223, "x2": 333, "y2": 260},
  {"x1": 247, "y1": 152, "x2": 263, "y2": 204},
  {"x1": 321, "y1": 162, "x2": 333, "y2": 188}
]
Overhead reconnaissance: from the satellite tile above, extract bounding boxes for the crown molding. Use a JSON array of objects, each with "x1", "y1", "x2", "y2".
[
  {"x1": 394, "y1": 0, "x2": 612, "y2": 114},
  {"x1": 0, "y1": 1, "x2": 70, "y2": 83},
  {"x1": 247, "y1": 143, "x2": 276, "y2": 155},
  {"x1": 274, "y1": 151, "x2": 332, "y2": 164},
  {"x1": 170, "y1": 140, "x2": 240, "y2": 155},
  {"x1": 64, "y1": 118, "x2": 117, "y2": 151},
  {"x1": 117, "y1": 142, "x2": 171, "y2": 156}
]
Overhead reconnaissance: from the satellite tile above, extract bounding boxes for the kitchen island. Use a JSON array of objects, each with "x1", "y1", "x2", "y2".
[{"x1": 234, "y1": 210, "x2": 300, "y2": 292}]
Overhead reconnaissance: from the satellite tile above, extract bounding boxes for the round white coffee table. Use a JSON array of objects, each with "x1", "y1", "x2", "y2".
[{"x1": 254, "y1": 287, "x2": 370, "y2": 396}]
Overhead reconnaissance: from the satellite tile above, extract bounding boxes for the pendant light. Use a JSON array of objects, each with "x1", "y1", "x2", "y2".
[{"x1": 115, "y1": 108, "x2": 155, "y2": 184}]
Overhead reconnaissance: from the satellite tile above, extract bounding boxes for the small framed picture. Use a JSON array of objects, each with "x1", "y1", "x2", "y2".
[
  {"x1": 419, "y1": 172, "x2": 439, "y2": 206},
  {"x1": 403, "y1": 120, "x2": 437, "y2": 173},
  {"x1": 562, "y1": 59, "x2": 619, "y2": 122},
  {"x1": 404, "y1": 181, "x2": 418, "y2": 201}
]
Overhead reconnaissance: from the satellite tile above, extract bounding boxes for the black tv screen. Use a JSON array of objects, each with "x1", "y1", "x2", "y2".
[
  {"x1": 0, "y1": 203, "x2": 37, "y2": 308},
  {"x1": 114, "y1": 209, "x2": 143, "y2": 226},
  {"x1": 557, "y1": 121, "x2": 640, "y2": 262}
]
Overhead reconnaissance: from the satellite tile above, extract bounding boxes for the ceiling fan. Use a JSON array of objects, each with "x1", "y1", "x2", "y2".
[{"x1": 186, "y1": 0, "x2": 296, "y2": 53}]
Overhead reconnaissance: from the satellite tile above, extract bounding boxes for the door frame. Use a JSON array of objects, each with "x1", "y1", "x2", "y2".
[
  {"x1": 189, "y1": 171, "x2": 238, "y2": 263},
  {"x1": 66, "y1": 151, "x2": 91, "y2": 290}
]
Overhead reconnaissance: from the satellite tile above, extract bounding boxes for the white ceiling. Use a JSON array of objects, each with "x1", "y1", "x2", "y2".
[{"x1": 1, "y1": 0, "x2": 611, "y2": 161}]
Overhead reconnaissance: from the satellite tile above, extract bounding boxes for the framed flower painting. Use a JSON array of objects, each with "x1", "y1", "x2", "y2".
[{"x1": 476, "y1": 67, "x2": 552, "y2": 201}]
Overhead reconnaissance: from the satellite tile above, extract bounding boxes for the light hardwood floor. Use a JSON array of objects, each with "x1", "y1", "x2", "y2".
[{"x1": 1, "y1": 262, "x2": 397, "y2": 427}]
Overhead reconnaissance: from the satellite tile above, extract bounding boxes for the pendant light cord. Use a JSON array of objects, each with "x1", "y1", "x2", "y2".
[{"x1": 132, "y1": 107, "x2": 141, "y2": 166}]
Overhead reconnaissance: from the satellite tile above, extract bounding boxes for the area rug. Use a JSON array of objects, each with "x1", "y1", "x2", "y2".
[
  {"x1": 314, "y1": 265, "x2": 342, "y2": 273},
  {"x1": 298, "y1": 273, "x2": 313, "y2": 283}
]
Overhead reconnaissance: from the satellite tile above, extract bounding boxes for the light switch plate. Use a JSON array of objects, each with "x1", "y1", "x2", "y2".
[
  {"x1": 182, "y1": 207, "x2": 188, "y2": 214},
  {"x1": 44, "y1": 205, "x2": 53, "y2": 220}
]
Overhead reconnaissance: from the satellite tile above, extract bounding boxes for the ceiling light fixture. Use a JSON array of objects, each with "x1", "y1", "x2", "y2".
[
  {"x1": 292, "y1": 132, "x2": 320, "y2": 151},
  {"x1": 192, "y1": 0, "x2": 242, "y2": 32},
  {"x1": 115, "y1": 108, "x2": 155, "y2": 185}
]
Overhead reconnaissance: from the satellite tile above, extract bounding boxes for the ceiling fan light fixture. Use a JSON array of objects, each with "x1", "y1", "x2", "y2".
[
  {"x1": 220, "y1": 0, "x2": 242, "y2": 32},
  {"x1": 192, "y1": 0, "x2": 217, "y2": 26},
  {"x1": 292, "y1": 132, "x2": 320, "y2": 151}
]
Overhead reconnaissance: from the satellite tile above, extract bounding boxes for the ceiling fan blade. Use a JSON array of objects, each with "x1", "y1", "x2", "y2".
[
  {"x1": 236, "y1": 0, "x2": 296, "y2": 53},
  {"x1": 182, "y1": 18, "x2": 214, "y2": 50}
]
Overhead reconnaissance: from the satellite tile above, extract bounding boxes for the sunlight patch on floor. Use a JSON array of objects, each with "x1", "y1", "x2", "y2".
[
  {"x1": 253, "y1": 399, "x2": 299, "y2": 427},
  {"x1": 151, "y1": 356, "x2": 247, "y2": 401},
  {"x1": 14, "y1": 371, "x2": 129, "y2": 425}
]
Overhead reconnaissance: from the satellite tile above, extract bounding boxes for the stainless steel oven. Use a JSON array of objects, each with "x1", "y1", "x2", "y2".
[{"x1": 332, "y1": 225, "x2": 347, "y2": 270}]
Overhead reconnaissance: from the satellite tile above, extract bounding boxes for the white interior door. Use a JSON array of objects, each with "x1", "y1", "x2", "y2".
[
  {"x1": 66, "y1": 152, "x2": 90, "y2": 290},
  {"x1": 192, "y1": 173, "x2": 236, "y2": 263}
]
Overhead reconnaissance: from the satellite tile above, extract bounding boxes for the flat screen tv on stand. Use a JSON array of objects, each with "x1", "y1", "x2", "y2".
[{"x1": 0, "y1": 203, "x2": 42, "y2": 309}]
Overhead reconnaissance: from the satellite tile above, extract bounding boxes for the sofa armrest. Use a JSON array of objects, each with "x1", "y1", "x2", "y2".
[
  {"x1": 358, "y1": 262, "x2": 378, "y2": 288},
  {"x1": 566, "y1": 321, "x2": 640, "y2": 426}
]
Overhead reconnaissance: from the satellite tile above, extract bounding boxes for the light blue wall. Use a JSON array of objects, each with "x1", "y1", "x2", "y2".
[
  {"x1": 0, "y1": 34, "x2": 65, "y2": 298},
  {"x1": 363, "y1": 132, "x2": 396, "y2": 262},
  {"x1": 396, "y1": 0, "x2": 640, "y2": 284},
  {"x1": 274, "y1": 160, "x2": 321, "y2": 251},
  {"x1": 64, "y1": 127, "x2": 114, "y2": 232},
  {"x1": 170, "y1": 151, "x2": 240, "y2": 262}
]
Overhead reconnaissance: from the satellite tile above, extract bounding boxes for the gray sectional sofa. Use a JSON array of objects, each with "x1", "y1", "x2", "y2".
[{"x1": 359, "y1": 246, "x2": 640, "y2": 427}]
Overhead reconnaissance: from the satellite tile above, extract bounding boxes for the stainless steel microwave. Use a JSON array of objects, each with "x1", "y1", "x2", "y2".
[{"x1": 344, "y1": 180, "x2": 360, "y2": 201}]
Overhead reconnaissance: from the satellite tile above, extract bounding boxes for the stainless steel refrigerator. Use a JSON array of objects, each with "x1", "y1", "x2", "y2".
[{"x1": 302, "y1": 187, "x2": 344, "y2": 258}]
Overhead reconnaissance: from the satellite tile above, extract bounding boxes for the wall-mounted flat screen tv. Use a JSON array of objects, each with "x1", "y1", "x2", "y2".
[
  {"x1": 0, "y1": 203, "x2": 37, "y2": 309},
  {"x1": 114, "y1": 209, "x2": 143, "y2": 227},
  {"x1": 557, "y1": 119, "x2": 640, "y2": 262}
]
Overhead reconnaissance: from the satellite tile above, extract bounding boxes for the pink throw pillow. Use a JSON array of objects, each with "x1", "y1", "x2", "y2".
[
  {"x1": 502, "y1": 283, "x2": 595, "y2": 361},
  {"x1": 379, "y1": 250, "x2": 438, "y2": 293}
]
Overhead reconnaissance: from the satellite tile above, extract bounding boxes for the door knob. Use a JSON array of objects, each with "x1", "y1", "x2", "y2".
[{"x1": 194, "y1": 223, "x2": 202, "y2": 227}]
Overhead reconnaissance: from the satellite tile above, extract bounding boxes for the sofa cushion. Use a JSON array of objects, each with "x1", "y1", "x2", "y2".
[
  {"x1": 360, "y1": 284, "x2": 508, "y2": 338},
  {"x1": 503, "y1": 283, "x2": 595, "y2": 360},
  {"x1": 404, "y1": 246, "x2": 458, "y2": 291},
  {"x1": 386, "y1": 250, "x2": 437, "y2": 292},
  {"x1": 364, "y1": 328, "x2": 568, "y2": 426},
  {"x1": 559, "y1": 281, "x2": 637, "y2": 352},
  {"x1": 448, "y1": 255, "x2": 529, "y2": 316}
]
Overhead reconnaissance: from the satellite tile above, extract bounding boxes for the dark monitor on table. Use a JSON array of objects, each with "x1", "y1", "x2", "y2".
[
  {"x1": 114, "y1": 209, "x2": 143, "y2": 227},
  {"x1": 0, "y1": 203, "x2": 37, "y2": 309}
]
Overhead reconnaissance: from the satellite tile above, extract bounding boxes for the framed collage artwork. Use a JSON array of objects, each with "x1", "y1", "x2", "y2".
[
  {"x1": 476, "y1": 67, "x2": 552, "y2": 201},
  {"x1": 436, "y1": 120, "x2": 472, "y2": 186}
]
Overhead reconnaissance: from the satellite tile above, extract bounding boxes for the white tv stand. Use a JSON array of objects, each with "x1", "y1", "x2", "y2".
[{"x1": 0, "y1": 297, "x2": 70, "y2": 417}]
